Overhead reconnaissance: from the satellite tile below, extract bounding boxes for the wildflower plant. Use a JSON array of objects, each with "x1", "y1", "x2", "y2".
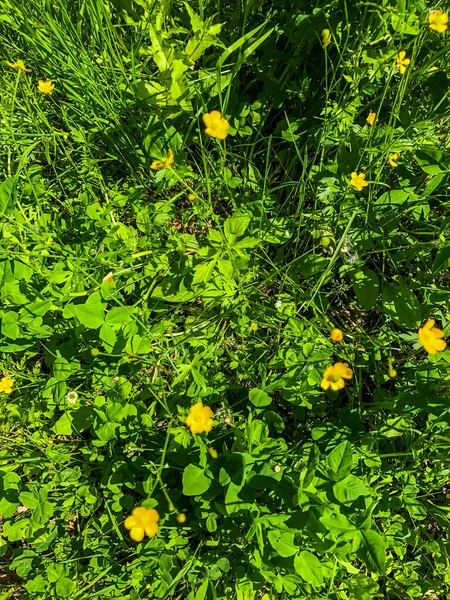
[{"x1": 1, "y1": 1, "x2": 450, "y2": 599}]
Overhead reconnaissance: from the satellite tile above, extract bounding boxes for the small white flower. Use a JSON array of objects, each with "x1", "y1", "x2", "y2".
[
  {"x1": 66, "y1": 391, "x2": 78, "y2": 405},
  {"x1": 275, "y1": 299, "x2": 283, "y2": 309}
]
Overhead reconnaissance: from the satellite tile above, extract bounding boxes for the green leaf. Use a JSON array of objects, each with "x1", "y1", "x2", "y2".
[
  {"x1": 182, "y1": 464, "x2": 211, "y2": 496},
  {"x1": 193, "y1": 260, "x2": 216, "y2": 284},
  {"x1": 224, "y1": 214, "x2": 250, "y2": 242},
  {"x1": 1, "y1": 311, "x2": 19, "y2": 340},
  {"x1": 56, "y1": 577, "x2": 76, "y2": 598},
  {"x1": 351, "y1": 269, "x2": 379, "y2": 310},
  {"x1": 327, "y1": 441, "x2": 353, "y2": 481},
  {"x1": 105, "y1": 307, "x2": 134, "y2": 328},
  {"x1": 432, "y1": 242, "x2": 450, "y2": 273},
  {"x1": 219, "y1": 453, "x2": 245, "y2": 487},
  {"x1": 53, "y1": 357, "x2": 72, "y2": 381},
  {"x1": 357, "y1": 529, "x2": 386, "y2": 574},
  {"x1": 416, "y1": 148, "x2": 450, "y2": 175},
  {"x1": 294, "y1": 551, "x2": 324, "y2": 587},
  {"x1": 319, "y1": 511, "x2": 357, "y2": 536},
  {"x1": 0, "y1": 176, "x2": 17, "y2": 215},
  {"x1": 249, "y1": 388, "x2": 272, "y2": 407},
  {"x1": 381, "y1": 284, "x2": 421, "y2": 329},
  {"x1": 10, "y1": 550, "x2": 38, "y2": 577},
  {"x1": 64, "y1": 292, "x2": 106, "y2": 329},
  {"x1": 267, "y1": 530, "x2": 298, "y2": 557},
  {"x1": 53, "y1": 413, "x2": 73, "y2": 435},
  {"x1": 333, "y1": 475, "x2": 370, "y2": 506},
  {"x1": 297, "y1": 255, "x2": 329, "y2": 277}
]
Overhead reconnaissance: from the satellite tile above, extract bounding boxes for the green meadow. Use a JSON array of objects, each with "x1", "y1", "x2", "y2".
[{"x1": 1, "y1": 0, "x2": 450, "y2": 598}]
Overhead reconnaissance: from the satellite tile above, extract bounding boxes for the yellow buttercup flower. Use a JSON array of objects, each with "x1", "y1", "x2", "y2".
[
  {"x1": 330, "y1": 328, "x2": 343, "y2": 342},
  {"x1": 388, "y1": 152, "x2": 400, "y2": 167},
  {"x1": 6, "y1": 60, "x2": 31, "y2": 72},
  {"x1": 202, "y1": 110, "x2": 229, "y2": 140},
  {"x1": 320, "y1": 362, "x2": 353, "y2": 391},
  {"x1": 428, "y1": 9, "x2": 448, "y2": 33},
  {"x1": 366, "y1": 111, "x2": 376, "y2": 126},
  {"x1": 0, "y1": 376, "x2": 14, "y2": 395},
  {"x1": 349, "y1": 172, "x2": 369, "y2": 191},
  {"x1": 38, "y1": 79, "x2": 55, "y2": 94},
  {"x1": 388, "y1": 368, "x2": 397, "y2": 378},
  {"x1": 395, "y1": 51, "x2": 410, "y2": 75},
  {"x1": 322, "y1": 29, "x2": 332, "y2": 47},
  {"x1": 124, "y1": 507, "x2": 159, "y2": 542},
  {"x1": 176, "y1": 513, "x2": 186, "y2": 524},
  {"x1": 150, "y1": 149, "x2": 174, "y2": 171},
  {"x1": 185, "y1": 402, "x2": 214, "y2": 434},
  {"x1": 418, "y1": 319, "x2": 447, "y2": 355}
]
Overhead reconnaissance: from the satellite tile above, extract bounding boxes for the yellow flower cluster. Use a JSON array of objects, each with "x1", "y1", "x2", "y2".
[
  {"x1": 203, "y1": 110, "x2": 229, "y2": 140},
  {"x1": 124, "y1": 507, "x2": 159, "y2": 542},
  {"x1": 185, "y1": 402, "x2": 214, "y2": 434},
  {"x1": 0, "y1": 377, "x2": 14, "y2": 395},
  {"x1": 5, "y1": 59, "x2": 55, "y2": 94}
]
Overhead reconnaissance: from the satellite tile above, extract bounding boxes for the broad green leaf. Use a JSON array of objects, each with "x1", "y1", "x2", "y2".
[
  {"x1": 1, "y1": 311, "x2": 19, "y2": 340},
  {"x1": 357, "y1": 529, "x2": 386, "y2": 574},
  {"x1": 219, "y1": 453, "x2": 245, "y2": 487},
  {"x1": 351, "y1": 269, "x2": 379, "y2": 310},
  {"x1": 56, "y1": 577, "x2": 76, "y2": 598},
  {"x1": 319, "y1": 511, "x2": 357, "y2": 536},
  {"x1": 333, "y1": 475, "x2": 370, "y2": 506},
  {"x1": 105, "y1": 307, "x2": 134, "y2": 328},
  {"x1": 182, "y1": 464, "x2": 211, "y2": 496},
  {"x1": 53, "y1": 413, "x2": 73, "y2": 435},
  {"x1": 224, "y1": 214, "x2": 250, "y2": 241},
  {"x1": 297, "y1": 255, "x2": 329, "y2": 277},
  {"x1": 294, "y1": 551, "x2": 324, "y2": 587},
  {"x1": 416, "y1": 148, "x2": 450, "y2": 175},
  {"x1": 10, "y1": 550, "x2": 38, "y2": 578},
  {"x1": 381, "y1": 284, "x2": 421, "y2": 329},
  {"x1": 53, "y1": 357, "x2": 72, "y2": 381},
  {"x1": 327, "y1": 441, "x2": 353, "y2": 481},
  {"x1": 267, "y1": 530, "x2": 298, "y2": 557},
  {"x1": 249, "y1": 388, "x2": 272, "y2": 407},
  {"x1": 193, "y1": 260, "x2": 216, "y2": 284},
  {"x1": 64, "y1": 293, "x2": 106, "y2": 329}
]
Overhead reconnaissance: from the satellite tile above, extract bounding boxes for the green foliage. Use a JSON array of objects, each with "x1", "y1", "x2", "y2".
[{"x1": 1, "y1": 0, "x2": 450, "y2": 598}]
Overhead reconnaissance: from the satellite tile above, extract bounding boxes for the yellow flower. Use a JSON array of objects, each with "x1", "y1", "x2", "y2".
[
  {"x1": 320, "y1": 362, "x2": 353, "y2": 391},
  {"x1": 388, "y1": 152, "x2": 400, "y2": 167},
  {"x1": 185, "y1": 402, "x2": 214, "y2": 434},
  {"x1": 349, "y1": 172, "x2": 369, "y2": 191},
  {"x1": 418, "y1": 319, "x2": 447, "y2": 355},
  {"x1": 103, "y1": 272, "x2": 114, "y2": 284},
  {"x1": 366, "y1": 111, "x2": 376, "y2": 126},
  {"x1": 330, "y1": 328, "x2": 343, "y2": 342},
  {"x1": 6, "y1": 60, "x2": 31, "y2": 72},
  {"x1": 395, "y1": 51, "x2": 410, "y2": 75},
  {"x1": 38, "y1": 79, "x2": 55, "y2": 94},
  {"x1": 207, "y1": 446, "x2": 218, "y2": 459},
  {"x1": 0, "y1": 376, "x2": 14, "y2": 395},
  {"x1": 202, "y1": 110, "x2": 229, "y2": 140},
  {"x1": 428, "y1": 9, "x2": 448, "y2": 33},
  {"x1": 124, "y1": 507, "x2": 159, "y2": 542},
  {"x1": 176, "y1": 513, "x2": 186, "y2": 524},
  {"x1": 388, "y1": 368, "x2": 397, "y2": 378},
  {"x1": 322, "y1": 29, "x2": 332, "y2": 47},
  {"x1": 150, "y1": 149, "x2": 174, "y2": 171}
]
